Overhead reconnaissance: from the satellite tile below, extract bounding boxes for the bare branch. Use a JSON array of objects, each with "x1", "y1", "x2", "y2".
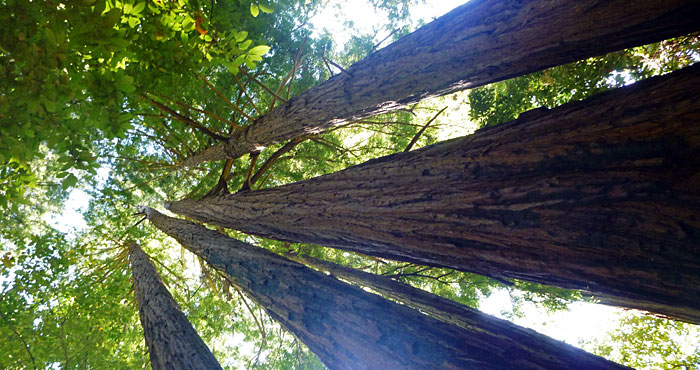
[
  {"x1": 200, "y1": 76, "x2": 255, "y2": 122},
  {"x1": 404, "y1": 106, "x2": 447, "y2": 152},
  {"x1": 240, "y1": 137, "x2": 305, "y2": 192},
  {"x1": 240, "y1": 69, "x2": 289, "y2": 104},
  {"x1": 143, "y1": 95, "x2": 229, "y2": 141}
]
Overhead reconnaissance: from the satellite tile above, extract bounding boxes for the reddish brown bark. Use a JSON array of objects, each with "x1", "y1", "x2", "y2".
[
  {"x1": 128, "y1": 242, "x2": 223, "y2": 370},
  {"x1": 141, "y1": 208, "x2": 628, "y2": 370},
  {"x1": 181, "y1": 0, "x2": 700, "y2": 167},
  {"x1": 169, "y1": 64, "x2": 700, "y2": 324}
]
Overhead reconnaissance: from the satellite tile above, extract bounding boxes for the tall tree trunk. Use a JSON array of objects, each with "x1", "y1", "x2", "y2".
[
  {"x1": 168, "y1": 64, "x2": 700, "y2": 324},
  {"x1": 287, "y1": 253, "x2": 505, "y2": 331},
  {"x1": 128, "y1": 242, "x2": 223, "y2": 370},
  {"x1": 141, "y1": 207, "x2": 628, "y2": 370},
  {"x1": 181, "y1": 0, "x2": 700, "y2": 167}
]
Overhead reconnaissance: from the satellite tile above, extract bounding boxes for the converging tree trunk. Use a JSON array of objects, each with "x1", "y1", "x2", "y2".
[
  {"x1": 169, "y1": 64, "x2": 700, "y2": 324},
  {"x1": 181, "y1": 0, "x2": 700, "y2": 167},
  {"x1": 141, "y1": 207, "x2": 628, "y2": 370},
  {"x1": 128, "y1": 242, "x2": 223, "y2": 370}
]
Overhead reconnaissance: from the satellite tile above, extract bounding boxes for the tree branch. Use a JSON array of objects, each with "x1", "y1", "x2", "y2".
[
  {"x1": 143, "y1": 95, "x2": 229, "y2": 141},
  {"x1": 404, "y1": 106, "x2": 447, "y2": 152},
  {"x1": 239, "y1": 137, "x2": 305, "y2": 192},
  {"x1": 200, "y1": 76, "x2": 255, "y2": 121},
  {"x1": 240, "y1": 69, "x2": 289, "y2": 104}
]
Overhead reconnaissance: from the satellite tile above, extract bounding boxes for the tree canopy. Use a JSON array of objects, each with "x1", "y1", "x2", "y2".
[{"x1": 1, "y1": 0, "x2": 699, "y2": 369}]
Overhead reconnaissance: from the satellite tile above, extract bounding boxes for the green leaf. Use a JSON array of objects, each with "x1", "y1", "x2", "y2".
[
  {"x1": 233, "y1": 54, "x2": 245, "y2": 66},
  {"x1": 103, "y1": 8, "x2": 121, "y2": 26},
  {"x1": 43, "y1": 99, "x2": 57, "y2": 113},
  {"x1": 250, "y1": 4, "x2": 259, "y2": 17},
  {"x1": 45, "y1": 28, "x2": 57, "y2": 45},
  {"x1": 234, "y1": 31, "x2": 248, "y2": 42},
  {"x1": 238, "y1": 39, "x2": 252, "y2": 50},
  {"x1": 62, "y1": 174, "x2": 78, "y2": 190},
  {"x1": 115, "y1": 75, "x2": 135, "y2": 93},
  {"x1": 132, "y1": 2, "x2": 146, "y2": 15},
  {"x1": 258, "y1": 3, "x2": 275, "y2": 13},
  {"x1": 127, "y1": 16, "x2": 139, "y2": 28},
  {"x1": 222, "y1": 60, "x2": 239, "y2": 74},
  {"x1": 248, "y1": 45, "x2": 270, "y2": 56}
]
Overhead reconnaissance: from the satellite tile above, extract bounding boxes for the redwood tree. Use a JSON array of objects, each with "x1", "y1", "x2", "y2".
[
  {"x1": 141, "y1": 207, "x2": 628, "y2": 370},
  {"x1": 128, "y1": 242, "x2": 223, "y2": 370},
  {"x1": 168, "y1": 64, "x2": 700, "y2": 324},
  {"x1": 181, "y1": 0, "x2": 700, "y2": 167}
]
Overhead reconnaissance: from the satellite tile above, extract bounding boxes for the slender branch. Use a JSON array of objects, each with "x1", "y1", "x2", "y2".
[
  {"x1": 240, "y1": 151, "x2": 261, "y2": 191},
  {"x1": 240, "y1": 137, "x2": 305, "y2": 191},
  {"x1": 103, "y1": 155, "x2": 175, "y2": 169},
  {"x1": 287, "y1": 54, "x2": 307, "y2": 100},
  {"x1": 270, "y1": 36, "x2": 308, "y2": 111},
  {"x1": 380, "y1": 262, "x2": 413, "y2": 276},
  {"x1": 233, "y1": 287, "x2": 266, "y2": 339},
  {"x1": 129, "y1": 127, "x2": 183, "y2": 158},
  {"x1": 322, "y1": 53, "x2": 352, "y2": 76},
  {"x1": 124, "y1": 172, "x2": 171, "y2": 192},
  {"x1": 256, "y1": 171, "x2": 273, "y2": 190},
  {"x1": 239, "y1": 69, "x2": 289, "y2": 104},
  {"x1": 143, "y1": 95, "x2": 229, "y2": 141},
  {"x1": 322, "y1": 53, "x2": 334, "y2": 77},
  {"x1": 232, "y1": 74, "x2": 263, "y2": 117},
  {"x1": 353, "y1": 119, "x2": 424, "y2": 127},
  {"x1": 404, "y1": 106, "x2": 447, "y2": 152},
  {"x1": 310, "y1": 136, "x2": 359, "y2": 158},
  {"x1": 0, "y1": 310, "x2": 37, "y2": 370},
  {"x1": 205, "y1": 158, "x2": 234, "y2": 197},
  {"x1": 200, "y1": 76, "x2": 255, "y2": 121},
  {"x1": 154, "y1": 92, "x2": 243, "y2": 131},
  {"x1": 369, "y1": 28, "x2": 400, "y2": 54},
  {"x1": 137, "y1": 123, "x2": 191, "y2": 157}
]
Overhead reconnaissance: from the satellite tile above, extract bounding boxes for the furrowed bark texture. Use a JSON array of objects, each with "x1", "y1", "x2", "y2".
[
  {"x1": 142, "y1": 208, "x2": 628, "y2": 370},
  {"x1": 128, "y1": 242, "x2": 223, "y2": 370},
  {"x1": 181, "y1": 0, "x2": 700, "y2": 167},
  {"x1": 170, "y1": 64, "x2": 700, "y2": 324}
]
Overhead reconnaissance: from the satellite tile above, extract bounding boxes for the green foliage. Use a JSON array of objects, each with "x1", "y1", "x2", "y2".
[
  {"x1": 586, "y1": 314, "x2": 700, "y2": 370},
  {"x1": 0, "y1": 0, "x2": 270, "y2": 208},
  {"x1": 468, "y1": 34, "x2": 700, "y2": 129}
]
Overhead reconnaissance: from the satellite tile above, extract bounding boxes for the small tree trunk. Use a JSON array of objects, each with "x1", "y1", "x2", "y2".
[
  {"x1": 128, "y1": 242, "x2": 223, "y2": 370},
  {"x1": 141, "y1": 208, "x2": 628, "y2": 370},
  {"x1": 169, "y1": 64, "x2": 700, "y2": 324},
  {"x1": 181, "y1": 0, "x2": 700, "y2": 167}
]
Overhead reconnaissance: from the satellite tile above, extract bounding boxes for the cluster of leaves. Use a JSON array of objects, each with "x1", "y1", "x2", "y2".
[
  {"x1": 586, "y1": 314, "x2": 700, "y2": 370},
  {"x1": 0, "y1": 0, "x2": 270, "y2": 212},
  {"x1": 468, "y1": 34, "x2": 700, "y2": 128}
]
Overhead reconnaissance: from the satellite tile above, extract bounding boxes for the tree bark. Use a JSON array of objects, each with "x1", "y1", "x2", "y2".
[
  {"x1": 181, "y1": 0, "x2": 700, "y2": 167},
  {"x1": 128, "y1": 242, "x2": 223, "y2": 370},
  {"x1": 141, "y1": 207, "x2": 628, "y2": 370},
  {"x1": 169, "y1": 64, "x2": 700, "y2": 324}
]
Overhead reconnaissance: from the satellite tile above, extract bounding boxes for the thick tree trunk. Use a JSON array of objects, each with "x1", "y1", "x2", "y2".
[
  {"x1": 181, "y1": 0, "x2": 700, "y2": 167},
  {"x1": 141, "y1": 207, "x2": 628, "y2": 370},
  {"x1": 128, "y1": 242, "x2": 223, "y2": 370},
  {"x1": 169, "y1": 64, "x2": 700, "y2": 324}
]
